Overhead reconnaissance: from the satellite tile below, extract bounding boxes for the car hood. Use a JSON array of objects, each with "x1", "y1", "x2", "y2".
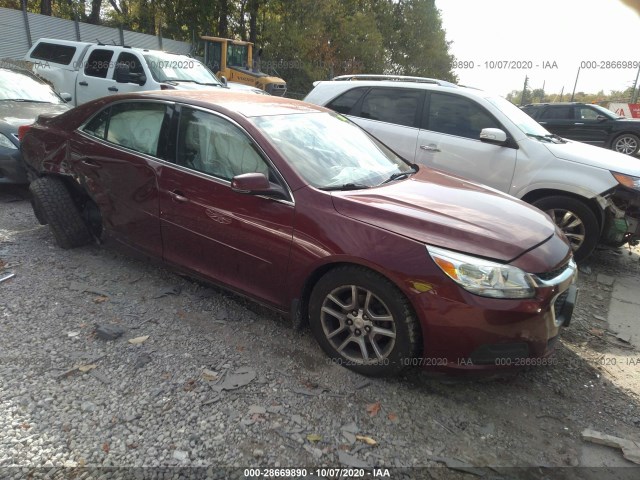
[
  {"x1": 543, "y1": 139, "x2": 640, "y2": 176},
  {"x1": 0, "y1": 102, "x2": 70, "y2": 131},
  {"x1": 331, "y1": 169, "x2": 557, "y2": 262}
]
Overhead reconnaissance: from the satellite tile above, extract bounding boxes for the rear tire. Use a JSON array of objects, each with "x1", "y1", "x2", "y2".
[
  {"x1": 532, "y1": 195, "x2": 599, "y2": 262},
  {"x1": 612, "y1": 133, "x2": 640, "y2": 156},
  {"x1": 29, "y1": 176, "x2": 93, "y2": 249},
  {"x1": 309, "y1": 266, "x2": 422, "y2": 377}
]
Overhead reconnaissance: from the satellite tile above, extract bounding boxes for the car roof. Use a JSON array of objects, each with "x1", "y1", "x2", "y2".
[{"x1": 130, "y1": 90, "x2": 330, "y2": 117}]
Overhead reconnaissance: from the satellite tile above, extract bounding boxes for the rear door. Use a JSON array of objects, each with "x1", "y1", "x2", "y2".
[
  {"x1": 326, "y1": 87, "x2": 424, "y2": 162},
  {"x1": 535, "y1": 105, "x2": 575, "y2": 138},
  {"x1": 71, "y1": 100, "x2": 172, "y2": 257},
  {"x1": 414, "y1": 92, "x2": 517, "y2": 192},
  {"x1": 158, "y1": 106, "x2": 295, "y2": 307},
  {"x1": 76, "y1": 48, "x2": 118, "y2": 105}
]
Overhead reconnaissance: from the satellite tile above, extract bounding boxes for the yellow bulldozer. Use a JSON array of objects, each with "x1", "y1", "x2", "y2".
[{"x1": 201, "y1": 36, "x2": 287, "y2": 96}]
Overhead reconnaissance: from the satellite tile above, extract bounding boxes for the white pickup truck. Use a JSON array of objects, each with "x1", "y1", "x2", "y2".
[{"x1": 25, "y1": 38, "x2": 262, "y2": 106}]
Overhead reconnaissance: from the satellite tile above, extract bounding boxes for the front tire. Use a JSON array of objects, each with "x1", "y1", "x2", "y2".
[
  {"x1": 309, "y1": 266, "x2": 421, "y2": 377},
  {"x1": 29, "y1": 176, "x2": 93, "y2": 249},
  {"x1": 612, "y1": 133, "x2": 640, "y2": 156},
  {"x1": 533, "y1": 195, "x2": 599, "y2": 262}
]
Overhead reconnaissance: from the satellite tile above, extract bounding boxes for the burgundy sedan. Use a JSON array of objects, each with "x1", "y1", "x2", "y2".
[{"x1": 20, "y1": 91, "x2": 577, "y2": 376}]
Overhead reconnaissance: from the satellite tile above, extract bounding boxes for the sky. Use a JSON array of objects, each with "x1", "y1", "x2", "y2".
[{"x1": 434, "y1": 0, "x2": 640, "y2": 98}]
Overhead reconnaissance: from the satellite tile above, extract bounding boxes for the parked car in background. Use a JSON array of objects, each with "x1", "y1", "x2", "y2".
[
  {"x1": 521, "y1": 102, "x2": 640, "y2": 156},
  {"x1": 20, "y1": 90, "x2": 577, "y2": 376},
  {"x1": 24, "y1": 38, "x2": 263, "y2": 107},
  {"x1": 304, "y1": 75, "x2": 640, "y2": 262},
  {"x1": 0, "y1": 65, "x2": 70, "y2": 184}
]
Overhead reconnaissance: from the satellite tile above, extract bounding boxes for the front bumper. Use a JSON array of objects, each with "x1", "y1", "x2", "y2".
[
  {"x1": 0, "y1": 148, "x2": 28, "y2": 184},
  {"x1": 410, "y1": 257, "x2": 577, "y2": 372}
]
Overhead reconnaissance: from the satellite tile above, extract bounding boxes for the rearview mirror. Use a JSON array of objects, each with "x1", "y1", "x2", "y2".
[
  {"x1": 231, "y1": 173, "x2": 287, "y2": 199},
  {"x1": 479, "y1": 128, "x2": 508, "y2": 145},
  {"x1": 219, "y1": 75, "x2": 228, "y2": 87},
  {"x1": 59, "y1": 92, "x2": 72, "y2": 102}
]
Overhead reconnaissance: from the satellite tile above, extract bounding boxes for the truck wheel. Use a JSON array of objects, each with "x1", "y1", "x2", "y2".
[
  {"x1": 309, "y1": 266, "x2": 422, "y2": 377},
  {"x1": 612, "y1": 134, "x2": 640, "y2": 156},
  {"x1": 29, "y1": 177, "x2": 93, "y2": 249},
  {"x1": 533, "y1": 196, "x2": 599, "y2": 262}
]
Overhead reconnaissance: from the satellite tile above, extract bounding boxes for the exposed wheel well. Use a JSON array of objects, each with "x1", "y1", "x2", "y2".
[
  {"x1": 36, "y1": 173, "x2": 103, "y2": 237},
  {"x1": 520, "y1": 189, "x2": 605, "y2": 233}
]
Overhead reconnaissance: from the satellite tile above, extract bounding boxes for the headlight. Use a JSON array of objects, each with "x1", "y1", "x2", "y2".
[
  {"x1": 0, "y1": 133, "x2": 17, "y2": 150},
  {"x1": 427, "y1": 246, "x2": 535, "y2": 299},
  {"x1": 612, "y1": 172, "x2": 640, "y2": 192}
]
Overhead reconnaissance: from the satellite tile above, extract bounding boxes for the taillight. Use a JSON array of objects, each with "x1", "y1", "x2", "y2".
[
  {"x1": 160, "y1": 84, "x2": 176, "y2": 90},
  {"x1": 17, "y1": 124, "x2": 33, "y2": 141}
]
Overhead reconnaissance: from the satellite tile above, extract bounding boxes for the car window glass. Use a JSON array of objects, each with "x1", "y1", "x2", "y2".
[
  {"x1": 428, "y1": 93, "x2": 500, "y2": 139},
  {"x1": 360, "y1": 88, "x2": 422, "y2": 128},
  {"x1": 83, "y1": 107, "x2": 111, "y2": 139},
  {"x1": 326, "y1": 87, "x2": 368, "y2": 115},
  {"x1": 539, "y1": 106, "x2": 573, "y2": 120},
  {"x1": 105, "y1": 103, "x2": 166, "y2": 155},
  {"x1": 578, "y1": 107, "x2": 601, "y2": 120},
  {"x1": 30, "y1": 42, "x2": 76, "y2": 65},
  {"x1": 177, "y1": 108, "x2": 270, "y2": 181},
  {"x1": 84, "y1": 49, "x2": 114, "y2": 78},
  {"x1": 114, "y1": 52, "x2": 145, "y2": 83}
]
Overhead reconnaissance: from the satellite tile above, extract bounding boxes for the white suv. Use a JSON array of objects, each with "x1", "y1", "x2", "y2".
[{"x1": 304, "y1": 75, "x2": 640, "y2": 261}]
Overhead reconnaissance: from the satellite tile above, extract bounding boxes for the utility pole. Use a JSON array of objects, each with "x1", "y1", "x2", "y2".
[
  {"x1": 519, "y1": 76, "x2": 529, "y2": 106},
  {"x1": 632, "y1": 64, "x2": 640, "y2": 103},
  {"x1": 570, "y1": 67, "x2": 581, "y2": 102},
  {"x1": 540, "y1": 80, "x2": 545, "y2": 102},
  {"x1": 559, "y1": 86, "x2": 564, "y2": 102}
]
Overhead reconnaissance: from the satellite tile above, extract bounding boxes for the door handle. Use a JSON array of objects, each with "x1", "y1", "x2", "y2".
[
  {"x1": 78, "y1": 81, "x2": 88, "y2": 86},
  {"x1": 538, "y1": 121, "x2": 547, "y2": 124},
  {"x1": 420, "y1": 144, "x2": 441, "y2": 152},
  {"x1": 574, "y1": 122, "x2": 585, "y2": 125},
  {"x1": 108, "y1": 86, "x2": 118, "y2": 92},
  {"x1": 81, "y1": 159, "x2": 100, "y2": 168},
  {"x1": 169, "y1": 190, "x2": 189, "y2": 203}
]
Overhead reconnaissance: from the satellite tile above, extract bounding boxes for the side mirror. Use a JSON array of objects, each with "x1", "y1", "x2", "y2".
[
  {"x1": 131, "y1": 73, "x2": 147, "y2": 86},
  {"x1": 231, "y1": 173, "x2": 287, "y2": 199},
  {"x1": 479, "y1": 128, "x2": 508, "y2": 145},
  {"x1": 219, "y1": 75, "x2": 228, "y2": 87},
  {"x1": 596, "y1": 115, "x2": 607, "y2": 122},
  {"x1": 114, "y1": 63, "x2": 131, "y2": 83},
  {"x1": 59, "y1": 92, "x2": 72, "y2": 102}
]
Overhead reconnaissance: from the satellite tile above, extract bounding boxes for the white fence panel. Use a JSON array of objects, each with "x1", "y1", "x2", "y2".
[
  {"x1": 28, "y1": 11, "x2": 76, "y2": 43},
  {"x1": 0, "y1": 7, "x2": 31, "y2": 59},
  {"x1": 80, "y1": 23, "x2": 120, "y2": 45}
]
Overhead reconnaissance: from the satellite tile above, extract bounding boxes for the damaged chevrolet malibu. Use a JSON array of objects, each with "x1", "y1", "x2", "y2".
[{"x1": 20, "y1": 91, "x2": 577, "y2": 376}]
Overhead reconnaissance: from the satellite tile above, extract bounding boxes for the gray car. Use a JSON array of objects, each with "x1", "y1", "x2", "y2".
[{"x1": 0, "y1": 66, "x2": 70, "y2": 184}]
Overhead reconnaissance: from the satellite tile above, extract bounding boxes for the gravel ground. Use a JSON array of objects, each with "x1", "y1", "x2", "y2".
[{"x1": 1, "y1": 185, "x2": 640, "y2": 480}]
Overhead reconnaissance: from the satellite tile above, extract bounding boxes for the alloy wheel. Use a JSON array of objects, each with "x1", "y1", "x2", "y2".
[
  {"x1": 320, "y1": 285, "x2": 396, "y2": 364},
  {"x1": 545, "y1": 208, "x2": 585, "y2": 252}
]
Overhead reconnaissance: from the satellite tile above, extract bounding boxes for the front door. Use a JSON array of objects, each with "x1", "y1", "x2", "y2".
[
  {"x1": 414, "y1": 92, "x2": 517, "y2": 193},
  {"x1": 158, "y1": 106, "x2": 295, "y2": 307}
]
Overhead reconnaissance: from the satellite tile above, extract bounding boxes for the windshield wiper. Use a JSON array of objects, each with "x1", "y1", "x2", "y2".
[
  {"x1": 164, "y1": 79, "x2": 221, "y2": 87},
  {"x1": 380, "y1": 168, "x2": 417, "y2": 185},
  {"x1": 320, "y1": 183, "x2": 371, "y2": 191},
  {"x1": 544, "y1": 133, "x2": 567, "y2": 143}
]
